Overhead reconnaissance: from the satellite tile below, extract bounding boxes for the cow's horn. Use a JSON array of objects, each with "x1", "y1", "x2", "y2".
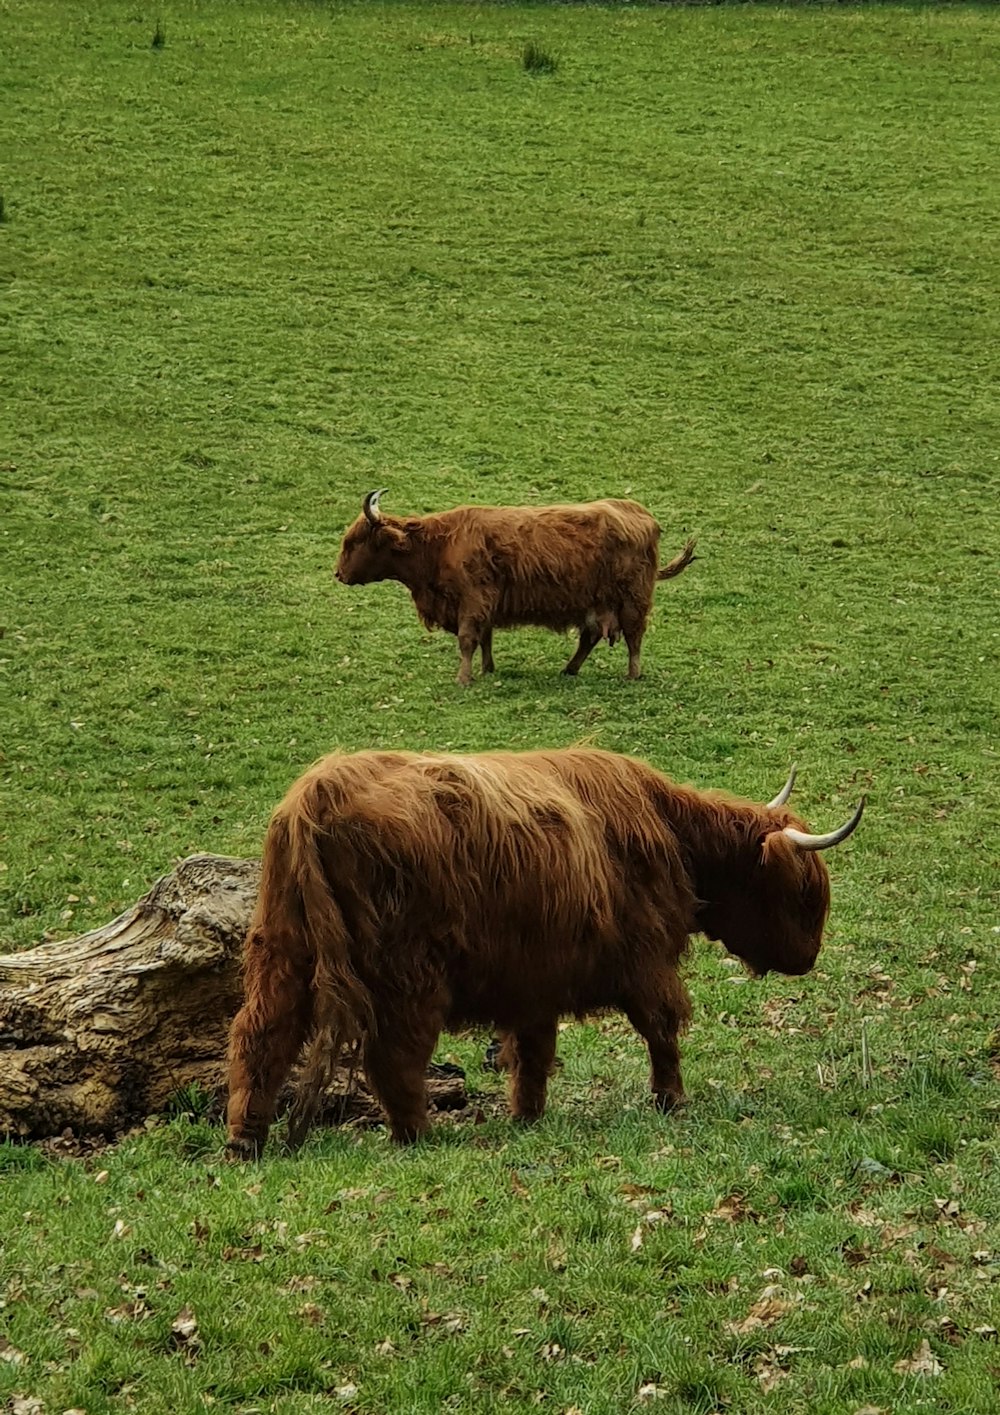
[
  {"x1": 766, "y1": 764, "x2": 797, "y2": 809},
  {"x1": 783, "y1": 796, "x2": 866, "y2": 851},
  {"x1": 363, "y1": 487, "x2": 388, "y2": 524}
]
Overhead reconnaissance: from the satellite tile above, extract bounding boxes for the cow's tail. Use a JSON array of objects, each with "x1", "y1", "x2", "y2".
[
  {"x1": 657, "y1": 536, "x2": 698, "y2": 581},
  {"x1": 257, "y1": 783, "x2": 375, "y2": 1149}
]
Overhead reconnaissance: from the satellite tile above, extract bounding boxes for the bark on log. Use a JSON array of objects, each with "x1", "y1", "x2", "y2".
[{"x1": 0, "y1": 855, "x2": 467, "y2": 1140}]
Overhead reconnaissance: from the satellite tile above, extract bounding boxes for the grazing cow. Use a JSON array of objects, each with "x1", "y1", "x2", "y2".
[
  {"x1": 334, "y1": 491, "x2": 696, "y2": 683},
  {"x1": 226, "y1": 752, "x2": 863, "y2": 1155}
]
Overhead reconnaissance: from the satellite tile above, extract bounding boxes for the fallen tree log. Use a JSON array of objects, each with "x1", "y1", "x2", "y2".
[{"x1": 0, "y1": 855, "x2": 467, "y2": 1140}]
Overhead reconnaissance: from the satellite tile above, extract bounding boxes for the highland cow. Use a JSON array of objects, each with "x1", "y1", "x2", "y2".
[
  {"x1": 334, "y1": 491, "x2": 696, "y2": 683},
  {"x1": 226, "y1": 752, "x2": 863, "y2": 1155}
]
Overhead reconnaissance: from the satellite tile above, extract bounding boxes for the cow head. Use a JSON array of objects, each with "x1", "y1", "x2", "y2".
[
  {"x1": 698, "y1": 772, "x2": 864, "y2": 978},
  {"x1": 335, "y1": 489, "x2": 408, "y2": 585}
]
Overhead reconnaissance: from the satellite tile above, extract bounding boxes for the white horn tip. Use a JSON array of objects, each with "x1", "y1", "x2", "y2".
[
  {"x1": 783, "y1": 794, "x2": 866, "y2": 851},
  {"x1": 767, "y1": 763, "x2": 798, "y2": 810}
]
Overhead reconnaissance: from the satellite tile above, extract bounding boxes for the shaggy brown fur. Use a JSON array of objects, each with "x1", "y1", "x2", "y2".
[
  {"x1": 226, "y1": 749, "x2": 845, "y2": 1156},
  {"x1": 334, "y1": 496, "x2": 696, "y2": 683}
]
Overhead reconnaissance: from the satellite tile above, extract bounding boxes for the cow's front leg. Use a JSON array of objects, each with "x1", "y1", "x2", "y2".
[
  {"x1": 480, "y1": 626, "x2": 495, "y2": 674},
  {"x1": 623, "y1": 972, "x2": 692, "y2": 1112},
  {"x1": 456, "y1": 617, "x2": 482, "y2": 686},
  {"x1": 563, "y1": 625, "x2": 600, "y2": 676},
  {"x1": 363, "y1": 1008, "x2": 443, "y2": 1143},
  {"x1": 501, "y1": 1021, "x2": 558, "y2": 1121}
]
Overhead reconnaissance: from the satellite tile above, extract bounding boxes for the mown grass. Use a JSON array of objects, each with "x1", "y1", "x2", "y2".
[{"x1": 2, "y1": 2, "x2": 998, "y2": 1411}]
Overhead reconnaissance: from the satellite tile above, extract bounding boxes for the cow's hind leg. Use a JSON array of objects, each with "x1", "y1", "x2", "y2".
[
  {"x1": 456, "y1": 617, "x2": 482, "y2": 686},
  {"x1": 500, "y1": 1020, "x2": 558, "y2": 1121},
  {"x1": 363, "y1": 1008, "x2": 444, "y2": 1144},
  {"x1": 563, "y1": 626, "x2": 600, "y2": 677},
  {"x1": 226, "y1": 931, "x2": 315, "y2": 1158},
  {"x1": 623, "y1": 971, "x2": 692, "y2": 1111},
  {"x1": 480, "y1": 626, "x2": 495, "y2": 674},
  {"x1": 619, "y1": 604, "x2": 649, "y2": 680}
]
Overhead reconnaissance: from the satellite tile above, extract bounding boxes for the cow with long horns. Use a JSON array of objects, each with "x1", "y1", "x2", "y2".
[
  {"x1": 226, "y1": 751, "x2": 863, "y2": 1155},
  {"x1": 334, "y1": 491, "x2": 696, "y2": 683}
]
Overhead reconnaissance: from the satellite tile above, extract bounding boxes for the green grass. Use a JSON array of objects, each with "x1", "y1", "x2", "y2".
[{"x1": 2, "y1": 1, "x2": 999, "y2": 1410}]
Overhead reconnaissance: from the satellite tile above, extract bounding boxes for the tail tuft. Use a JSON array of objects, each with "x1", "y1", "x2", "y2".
[{"x1": 657, "y1": 536, "x2": 698, "y2": 581}]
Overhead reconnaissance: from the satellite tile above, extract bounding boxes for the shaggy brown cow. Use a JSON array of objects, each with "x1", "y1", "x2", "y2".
[
  {"x1": 226, "y1": 751, "x2": 863, "y2": 1155},
  {"x1": 334, "y1": 491, "x2": 696, "y2": 683}
]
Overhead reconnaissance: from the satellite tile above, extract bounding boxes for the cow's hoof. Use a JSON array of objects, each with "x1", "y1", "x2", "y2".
[
  {"x1": 389, "y1": 1124, "x2": 428, "y2": 1146},
  {"x1": 225, "y1": 1135, "x2": 263, "y2": 1161},
  {"x1": 653, "y1": 1091, "x2": 685, "y2": 1114}
]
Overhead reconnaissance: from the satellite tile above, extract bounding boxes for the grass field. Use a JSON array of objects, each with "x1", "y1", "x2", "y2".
[{"x1": 2, "y1": 1, "x2": 999, "y2": 1411}]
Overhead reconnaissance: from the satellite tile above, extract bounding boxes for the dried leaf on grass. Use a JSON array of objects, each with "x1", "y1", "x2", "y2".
[
  {"x1": 936, "y1": 1316, "x2": 963, "y2": 1345},
  {"x1": 224, "y1": 1244, "x2": 264, "y2": 1263},
  {"x1": 619, "y1": 1182, "x2": 659, "y2": 1199},
  {"x1": 748, "y1": 1341, "x2": 805, "y2": 1394},
  {"x1": 893, "y1": 1339, "x2": 943, "y2": 1376},
  {"x1": 294, "y1": 1228, "x2": 327, "y2": 1249},
  {"x1": 930, "y1": 1197, "x2": 987, "y2": 1236},
  {"x1": 419, "y1": 1303, "x2": 465, "y2": 1334},
  {"x1": 104, "y1": 1297, "x2": 150, "y2": 1324},
  {"x1": 847, "y1": 1202, "x2": 881, "y2": 1227},
  {"x1": 879, "y1": 1220, "x2": 918, "y2": 1246},
  {"x1": 754, "y1": 1357, "x2": 787, "y2": 1394},
  {"x1": 725, "y1": 1288, "x2": 797, "y2": 1336},
  {"x1": 630, "y1": 1207, "x2": 673, "y2": 1251},
  {"x1": 547, "y1": 1239, "x2": 568, "y2": 1272},
  {"x1": 171, "y1": 1305, "x2": 201, "y2": 1357},
  {"x1": 708, "y1": 1192, "x2": 759, "y2": 1224},
  {"x1": 10, "y1": 1398, "x2": 44, "y2": 1415},
  {"x1": 283, "y1": 1274, "x2": 320, "y2": 1295}
]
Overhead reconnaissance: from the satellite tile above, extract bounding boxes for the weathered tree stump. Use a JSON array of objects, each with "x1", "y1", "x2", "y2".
[{"x1": 0, "y1": 855, "x2": 467, "y2": 1140}]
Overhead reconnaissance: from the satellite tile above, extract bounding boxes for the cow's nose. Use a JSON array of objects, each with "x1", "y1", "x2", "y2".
[{"x1": 334, "y1": 567, "x2": 344, "y2": 583}]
